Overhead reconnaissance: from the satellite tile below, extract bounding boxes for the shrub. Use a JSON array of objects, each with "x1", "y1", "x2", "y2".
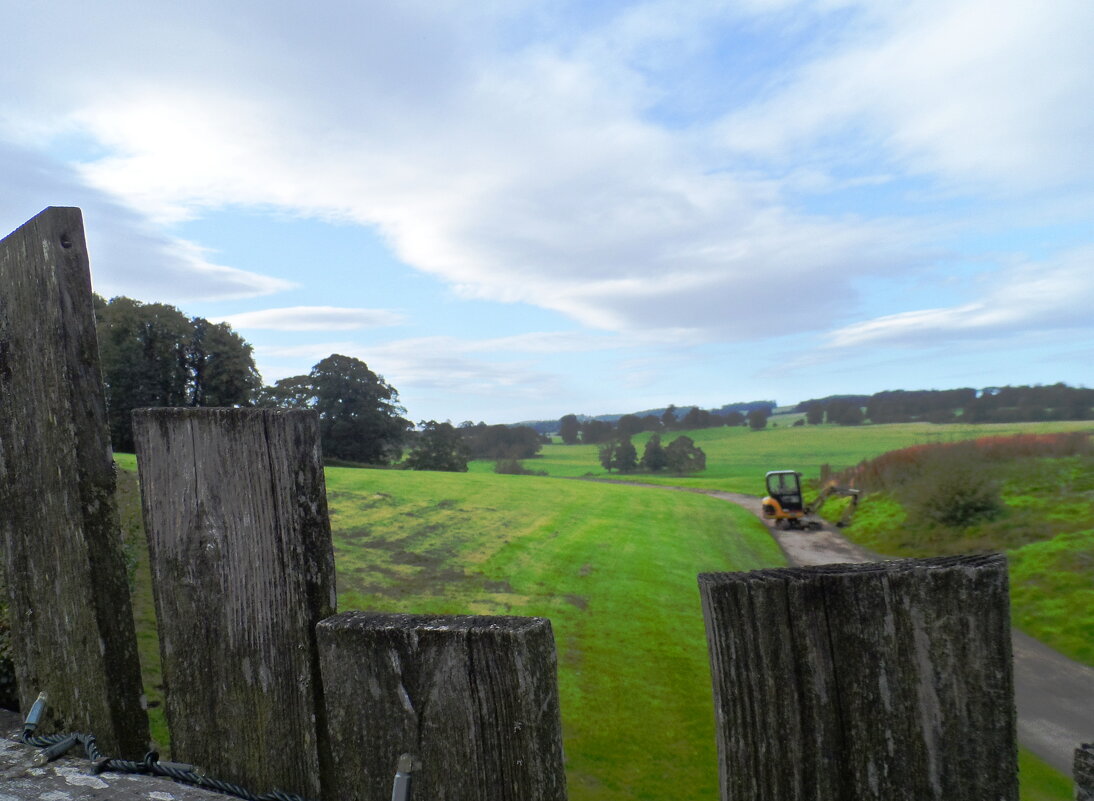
[
  {"x1": 494, "y1": 458, "x2": 546, "y2": 476},
  {"x1": 901, "y1": 447, "x2": 1004, "y2": 528}
]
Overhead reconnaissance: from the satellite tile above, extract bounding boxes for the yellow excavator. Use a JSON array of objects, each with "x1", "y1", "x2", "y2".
[{"x1": 761, "y1": 470, "x2": 860, "y2": 530}]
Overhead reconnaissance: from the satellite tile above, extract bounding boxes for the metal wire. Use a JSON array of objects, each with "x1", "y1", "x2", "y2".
[{"x1": 18, "y1": 692, "x2": 315, "y2": 801}]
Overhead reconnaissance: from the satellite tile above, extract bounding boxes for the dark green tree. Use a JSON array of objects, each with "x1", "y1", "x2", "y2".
[
  {"x1": 598, "y1": 440, "x2": 618, "y2": 472},
  {"x1": 95, "y1": 296, "x2": 262, "y2": 451},
  {"x1": 559, "y1": 414, "x2": 580, "y2": 445},
  {"x1": 747, "y1": 408, "x2": 770, "y2": 430},
  {"x1": 641, "y1": 433, "x2": 669, "y2": 472},
  {"x1": 188, "y1": 317, "x2": 262, "y2": 407},
  {"x1": 615, "y1": 437, "x2": 638, "y2": 473},
  {"x1": 661, "y1": 405, "x2": 678, "y2": 430},
  {"x1": 96, "y1": 296, "x2": 195, "y2": 451},
  {"x1": 665, "y1": 435, "x2": 706, "y2": 473},
  {"x1": 580, "y1": 419, "x2": 614, "y2": 444},
  {"x1": 260, "y1": 354, "x2": 411, "y2": 464},
  {"x1": 805, "y1": 403, "x2": 825, "y2": 425},
  {"x1": 404, "y1": 420, "x2": 470, "y2": 472}
]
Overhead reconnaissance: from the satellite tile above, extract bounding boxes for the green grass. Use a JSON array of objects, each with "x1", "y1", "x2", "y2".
[
  {"x1": 1019, "y1": 747, "x2": 1074, "y2": 801},
  {"x1": 482, "y1": 421, "x2": 1094, "y2": 493},
  {"x1": 325, "y1": 467, "x2": 784, "y2": 800},
  {"x1": 113, "y1": 423, "x2": 1090, "y2": 798},
  {"x1": 832, "y1": 453, "x2": 1094, "y2": 669}
]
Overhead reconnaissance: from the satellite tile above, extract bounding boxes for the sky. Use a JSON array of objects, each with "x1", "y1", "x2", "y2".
[{"x1": 2, "y1": 0, "x2": 1091, "y2": 424}]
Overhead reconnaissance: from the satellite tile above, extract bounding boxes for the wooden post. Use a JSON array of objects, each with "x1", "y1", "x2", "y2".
[
  {"x1": 132, "y1": 407, "x2": 336, "y2": 799},
  {"x1": 0, "y1": 207, "x2": 148, "y2": 756},
  {"x1": 316, "y1": 611, "x2": 567, "y2": 801},
  {"x1": 699, "y1": 554, "x2": 1017, "y2": 801},
  {"x1": 1077, "y1": 744, "x2": 1094, "y2": 801}
]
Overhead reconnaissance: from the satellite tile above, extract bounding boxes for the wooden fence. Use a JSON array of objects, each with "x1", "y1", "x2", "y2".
[{"x1": 2, "y1": 207, "x2": 1089, "y2": 800}]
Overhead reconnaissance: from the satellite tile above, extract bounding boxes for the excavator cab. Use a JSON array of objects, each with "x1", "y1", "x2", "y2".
[{"x1": 762, "y1": 470, "x2": 806, "y2": 527}]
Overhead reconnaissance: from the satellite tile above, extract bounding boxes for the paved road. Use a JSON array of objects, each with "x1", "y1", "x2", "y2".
[{"x1": 702, "y1": 488, "x2": 1094, "y2": 776}]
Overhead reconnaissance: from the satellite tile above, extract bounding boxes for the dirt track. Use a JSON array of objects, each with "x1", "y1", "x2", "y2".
[{"x1": 697, "y1": 488, "x2": 1094, "y2": 777}]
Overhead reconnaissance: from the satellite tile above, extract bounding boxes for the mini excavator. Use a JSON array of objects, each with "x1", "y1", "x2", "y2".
[{"x1": 760, "y1": 470, "x2": 860, "y2": 530}]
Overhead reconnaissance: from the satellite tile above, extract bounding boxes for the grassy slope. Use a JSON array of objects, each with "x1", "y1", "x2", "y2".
[
  {"x1": 836, "y1": 453, "x2": 1094, "y2": 669},
  {"x1": 325, "y1": 467, "x2": 784, "y2": 800},
  {"x1": 116, "y1": 421, "x2": 1089, "y2": 799}
]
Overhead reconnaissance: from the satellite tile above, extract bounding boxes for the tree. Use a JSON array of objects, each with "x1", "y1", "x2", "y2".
[
  {"x1": 580, "y1": 419, "x2": 614, "y2": 444},
  {"x1": 615, "y1": 437, "x2": 638, "y2": 473},
  {"x1": 460, "y1": 423, "x2": 542, "y2": 460},
  {"x1": 665, "y1": 435, "x2": 706, "y2": 473},
  {"x1": 260, "y1": 354, "x2": 411, "y2": 464},
  {"x1": 559, "y1": 414, "x2": 580, "y2": 445},
  {"x1": 598, "y1": 440, "x2": 618, "y2": 472},
  {"x1": 747, "y1": 408, "x2": 770, "y2": 430},
  {"x1": 404, "y1": 421, "x2": 470, "y2": 472},
  {"x1": 827, "y1": 401, "x2": 864, "y2": 426},
  {"x1": 641, "y1": 433, "x2": 669, "y2": 472},
  {"x1": 188, "y1": 318, "x2": 262, "y2": 407},
  {"x1": 616, "y1": 414, "x2": 644, "y2": 437},
  {"x1": 661, "y1": 405, "x2": 678, "y2": 430},
  {"x1": 723, "y1": 411, "x2": 746, "y2": 427},
  {"x1": 805, "y1": 404, "x2": 824, "y2": 425},
  {"x1": 95, "y1": 295, "x2": 259, "y2": 451}
]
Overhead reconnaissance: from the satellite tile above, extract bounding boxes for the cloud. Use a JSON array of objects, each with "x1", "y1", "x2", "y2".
[
  {"x1": 221, "y1": 306, "x2": 404, "y2": 331},
  {"x1": 719, "y1": 0, "x2": 1094, "y2": 191},
  {"x1": 254, "y1": 335, "x2": 569, "y2": 408},
  {"x1": 823, "y1": 247, "x2": 1094, "y2": 348},
  {"x1": 0, "y1": 1, "x2": 919, "y2": 341},
  {"x1": 0, "y1": 141, "x2": 294, "y2": 302},
  {"x1": 1, "y1": 0, "x2": 1090, "y2": 357}
]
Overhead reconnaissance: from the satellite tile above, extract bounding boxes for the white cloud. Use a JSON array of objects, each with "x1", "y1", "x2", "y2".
[
  {"x1": 823, "y1": 247, "x2": 1094, "y2": 348},
  {"x1": 221, "y1": 306, "x2": 404, "y2": 331},
  {"x1": 1, "y1": 0, "x2": 1091, "y2": 367},
  {"x1": 0, "y1": 141, "x2": 293, "y2": 302},
  {"x1": 0, "y1": 1, "x2": 921, "y2": 340},
  {"x1": 719, "y1": 0, "x2": 1094, "y2": 190}
]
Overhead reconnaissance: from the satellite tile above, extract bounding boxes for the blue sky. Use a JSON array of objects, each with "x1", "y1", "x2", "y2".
[{"x1": 2, "y1": 0, "x2": 1091, "y2": 423}]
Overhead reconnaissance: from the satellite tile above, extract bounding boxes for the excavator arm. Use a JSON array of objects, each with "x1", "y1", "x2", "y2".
[{"x1": 806, "y1": 484, "x2": 861, "y2": 528}]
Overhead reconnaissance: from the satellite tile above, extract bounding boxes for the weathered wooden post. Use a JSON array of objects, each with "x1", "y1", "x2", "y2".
[
  {"x1": 132, "y1": 407, "x2": 336, "y2": 799},
  {"x1": 1077, "y1": 744, "x2": 1094, "y2": 801},
  {"x1": 0, "y1": 207, "x2": 148, "y2": 756},
  {"x1": 699, "y1": 554, "x2": 1017, "y2": 801},
  {"x1": 316, "y1": 611, "x2": 567, "y2": 801}
]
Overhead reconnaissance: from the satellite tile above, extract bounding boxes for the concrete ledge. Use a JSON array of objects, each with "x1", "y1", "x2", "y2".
[{"x1": 1, "y1": 709, "x2": 233, "y2": 800}]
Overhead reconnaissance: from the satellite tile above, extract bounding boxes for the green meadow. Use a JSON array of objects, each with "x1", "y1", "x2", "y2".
[
  {"x1": 324, "y1": 468, "x2": 783, "y2": 800},
  {"x1": 473, "y1": 419, "x2": 1093, "y2": 493},
  {"x1": 114, "y1": 417, "x2": 1091, "y2": 800}
]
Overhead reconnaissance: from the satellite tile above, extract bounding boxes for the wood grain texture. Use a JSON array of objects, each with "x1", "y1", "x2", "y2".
[
  {"x1": 132, "y1": 407, "x2": 336, "y2": 799},
  {"x1": 317, "y1": 611, "x2": 567, "y2": 801},
  {"x1": 1077, "y1": 744, "x2": 1094, "y2": 801},
  {"x1": 0, "y1": 207, "x2": 148, "y2": 756},
  {"x1": 699, "y1": 554, "x2": 1017, "y2": 801}
]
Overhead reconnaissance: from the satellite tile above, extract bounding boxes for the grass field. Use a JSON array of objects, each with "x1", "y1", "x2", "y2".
[
  {"x1": 113, "y1": 419, "x2": 1091, "y2": 799},
  {"x1": 475, "y1": 420, "x2": 1094, "y2": 494},
  {"x1": 324, "y1": 467, "x2": 784, "y2": 800}
]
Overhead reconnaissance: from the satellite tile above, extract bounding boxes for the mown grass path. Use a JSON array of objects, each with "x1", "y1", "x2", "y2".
[{"x1": 325, "y1": 468, "x2": 786, "y2": 801}]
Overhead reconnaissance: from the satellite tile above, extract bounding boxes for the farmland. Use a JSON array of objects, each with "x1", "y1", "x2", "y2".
[{"x1": 113, "y1": 417, "x2": 1092, "y2": 800}]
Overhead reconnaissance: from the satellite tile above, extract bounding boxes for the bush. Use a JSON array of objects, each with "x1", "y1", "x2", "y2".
[
  {"x1": 901, "y1": 447, "x2": 1004, "y2": 528},
  {"x1": 494, "y1": 458, "x2": 546, "y2": 476}
]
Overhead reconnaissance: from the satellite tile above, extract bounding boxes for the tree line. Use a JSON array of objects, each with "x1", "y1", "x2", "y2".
[
  {"x1": 93, "y1": 296, "x2": 547, "y2": 472},
  {"x1": 557, "y1": 403, "x2": 772, "y2": 445},
  {"x1": 796, "y1": 385, "x2": 1093, "y2": 426},
  {"x1": 598, "y1": 433, "x2": 707, "y2": 474}
]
